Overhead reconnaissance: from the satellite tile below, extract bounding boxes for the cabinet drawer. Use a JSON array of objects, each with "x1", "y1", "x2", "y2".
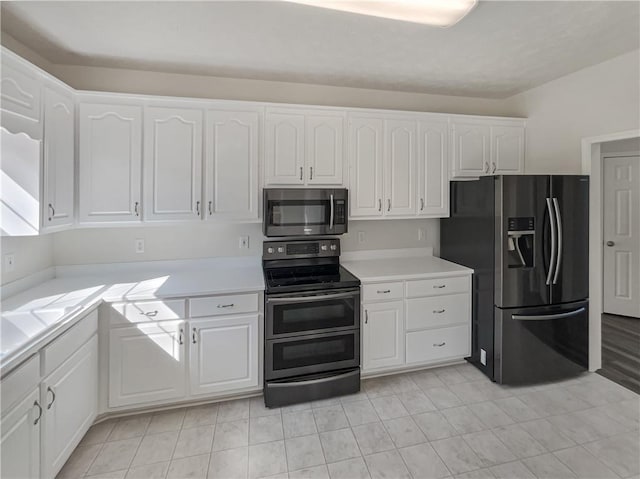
[
  {"x1": 406, "y1": 325, "x2": 470, "y2": 365},
  {"x1": 189, "y1": 293, "x2": 259, "y2": 318},
  {"x1": 362, "y1": 282, "x2": 404, "y2": 302},
  {"x1": 1, "y1": 354, "x2": 40, "y2": 414},
  {"x1": 42, "y1": 309, "x2": 98, "y2": 376},
  {"x1": 110, "y1": 299, "x2": 186, "y2": 325},
  {"x1": 406, "y1": 294, "x2": 470, "y2": 331},
  {"x1": 406, "y1": 276, "x2": 469, "y2": 298}
]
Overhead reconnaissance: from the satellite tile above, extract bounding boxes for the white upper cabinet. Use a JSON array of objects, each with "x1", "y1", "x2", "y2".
[
  {"x1": 417, "y1": 119, "x2": 449, "y2": 217},
  {"x1": 348, "y1": 117, "x2": 384, "y2": 217},
  {"x1": 79, "y1": 103, "x2": 143, "y2": 223},
  {"x1": 451, "y1": 118, "x2": 525, "y2": 178},
  {"x1": 265, "y1": 110, "x2": 305, "y2": 185},
  {"x1": 451, "y1": 120, "x2": 491, "y2": 178},
  {"x1": 384, "y1": 119, "x2": 416, "y2": 216},
  {"x1": 265, "y1": 108, "x2": 345, "y2": 186},
  {"x1": 306, "y1": 113, "x2": 344, "y2": 185},
  {"x1": 0, "y1": 50, "x2": 42, "y2": 139},
  {"x1": 491, "y1": 124, "x2": 525, "y2": 174},
  {"x1": 206, "y1": 109, "x2": 260, "y2": 220},
  {"x1": 143, "y1": 106, "x2": 203, "y2": 221},
  {"x1": 42, "y1": 85, "x2": 75, "y2": 230}
]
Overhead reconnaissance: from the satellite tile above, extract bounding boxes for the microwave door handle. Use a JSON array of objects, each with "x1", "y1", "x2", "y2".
[
  {"x1": 329, "y1": 193, "x2": 334, "y2": 230},
  {"x1": 267, "y1": 291, "x2": 357, "y2": 303},
  {"x1": 545, "y1": 198, "x2": 557, "y2": 285}
]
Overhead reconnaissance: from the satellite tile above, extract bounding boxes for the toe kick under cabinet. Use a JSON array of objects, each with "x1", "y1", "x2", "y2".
[
  {"x1": 361, "y1": 274, "x2": 471, "y2": 375},
  {"x1": 107, "y1": 292, "x2": 262, "y2": 409}
]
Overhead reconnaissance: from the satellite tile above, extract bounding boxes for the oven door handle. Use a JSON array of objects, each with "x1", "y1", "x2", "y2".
[
  {"x1": 270, "y1": 368, "x2": 359, "y2": 388},
  {"x1": 329, "y1": 193, "x2": 334, "y2": 230},
  {"x1": 267, "y1": 291, "x2": 357, "y2": 303}
]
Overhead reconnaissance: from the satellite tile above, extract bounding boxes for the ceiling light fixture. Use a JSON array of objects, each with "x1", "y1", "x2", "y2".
[{"x1": 286, "y1": 0, "x2": 478, "y2": 27}]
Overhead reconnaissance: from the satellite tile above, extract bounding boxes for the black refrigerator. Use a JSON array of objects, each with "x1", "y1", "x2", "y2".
[{"x1": 441, "y1": 175, "x2": 589, "y2": 384}]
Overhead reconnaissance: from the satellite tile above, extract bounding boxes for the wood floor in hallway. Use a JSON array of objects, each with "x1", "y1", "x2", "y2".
[{"x1": 598, "y1": 313, "x2": 640, "y2": 394}]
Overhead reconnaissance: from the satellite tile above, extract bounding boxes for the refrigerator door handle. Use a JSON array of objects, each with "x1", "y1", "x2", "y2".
[
  {"x1": 552, "y1": 197, "x2": 562, "y2": 284},
  {"x1": 512, "y1": 307, "x2": 586, "y2": 321},
  {"x1": 545, "y1": 198, "x2": 557, "y2": 285}
]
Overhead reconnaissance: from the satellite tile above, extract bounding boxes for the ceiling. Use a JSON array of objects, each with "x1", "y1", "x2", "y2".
[{"x1": 1, "y1": 1, "x2": 639, "y2": 98}]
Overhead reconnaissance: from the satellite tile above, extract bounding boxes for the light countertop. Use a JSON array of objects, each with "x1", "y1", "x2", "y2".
[
  {"x1": 1, "y1": 257, "x2": 264, "y2": 374},
  {"x1": 342, "y1": 255, "x2": 473, "y2": 283}
]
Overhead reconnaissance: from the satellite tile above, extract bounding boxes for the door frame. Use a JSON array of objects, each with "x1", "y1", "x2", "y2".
[{"x1": 581, "y1": 129, "x2": 640, "y2": 371}]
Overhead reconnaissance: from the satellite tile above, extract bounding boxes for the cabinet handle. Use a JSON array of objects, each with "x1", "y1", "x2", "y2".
[
  {"x1": 46, "y1": 387, "x2": 56, "y2": 410},
  {"x1": 484, "y1": 163, "x2": 489, "y2": 173},
  {"x1": 196, "y1": 201, "x2": 201, "y2": 216},
  {"x1": 310, "y1": 167, "x2": 313, "y2": 180},
  {"x1": 420, "y1": 198, "x2": 425, "y2": 211},
  {"x1": 365, "y1": 310, "x2": 368, "y2": 324},
  {"x1": 433, "y1": 285, "x2": 446, "y2": 289},
  {"x1": 377, "y1": 289, "x2": 391, "y2": 294},
  {"x1": 208, "y1": 201, "x2": 213, "y2": 215},
  {"x1": 141, "y1": 310, "x2": 158, "y2": 317},
  {"x1": 134, "y1": 202, "x2": 139, "y2": 216},
  {"x1": 48, "y1": 203, "x2": 55, "y2": 221},
  {"x1": 33, "y1": 400, "x2": 42, "y2": 425},
  {"x1": 179, "y1": 328, "x2": 184, "y2": 345},
  {"x1": 300, "y1": 167, "x2": 303, "y2": 181},
  {"x1": 433, "y1": 309, "x2": 446, "y2": 314},
  {"x1": 433, "y1": 342, "x2": 446, "y2": 347},
  {"x1": 378, "y1": 199, "x2": 382, "y2": 212},
  {"x1": 492, "y1": 162, "x2": 497, "y2": 174},
  {"x1": 387, "y1": 199, "x2": 391, "y2": 212},
  {"x1": 192, "y1": 327, "x2": 198, "y2": 344},
  {"x1": 217, "y1": 303, "x2": 235, "y2": 308}
]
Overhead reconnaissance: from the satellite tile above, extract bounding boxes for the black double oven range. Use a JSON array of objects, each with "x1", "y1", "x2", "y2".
[{"x1": 262, "y1": 188, "x2": 361, "y2": 407}]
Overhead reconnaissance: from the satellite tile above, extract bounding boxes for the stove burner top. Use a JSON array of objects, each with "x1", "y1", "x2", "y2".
[{"x1": 264, "y1": 264, "x2": 360, "y2": 293}]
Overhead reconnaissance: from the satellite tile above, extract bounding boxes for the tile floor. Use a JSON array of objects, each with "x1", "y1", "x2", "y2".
[{"x1": 57, "y1": 363, "x2": 640, "y2": 479}]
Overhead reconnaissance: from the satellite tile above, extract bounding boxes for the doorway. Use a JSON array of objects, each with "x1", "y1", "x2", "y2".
[{"x1": 599, "y1": 138, "x2": 640, "y2": 393}]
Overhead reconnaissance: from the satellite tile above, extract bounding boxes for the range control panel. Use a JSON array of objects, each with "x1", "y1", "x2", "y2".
[{"x1": 263, "y1": 239, "x2": 340, "y2": 260}]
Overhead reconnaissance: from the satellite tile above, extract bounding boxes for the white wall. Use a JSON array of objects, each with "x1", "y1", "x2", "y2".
[
  {"x1": 505, "y1": 50, "x2": 640, "y2": 174},
  {"x1": 52, "y1": 219, "x2": 438, "y2": 266},
  {"x1": 1, "y1": 235, "x2": 54, "y2": 284},
  {"x1": 601, "y1": 137, "x2": 640, "y2": 154}
]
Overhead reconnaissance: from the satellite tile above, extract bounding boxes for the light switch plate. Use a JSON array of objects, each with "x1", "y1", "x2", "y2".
[
  {"x1": 135, "y1": 239, "x2": 145, "y2": 254},
  {"x1": 4, "y1": 253, "x2": 15, "y2": 273},
  {"x1": 480, "y1": 348, "x2": 487, "y2": 366},
  {"x1": 239, "y1": 236, "x2": 250, "y2": 249}
]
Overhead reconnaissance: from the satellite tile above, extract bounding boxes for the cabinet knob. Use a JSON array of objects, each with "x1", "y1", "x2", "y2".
[
  {"x1": 420, "y1": 198, "x2": 425, "y2": 211},
  {"x1": 33, "y1": 400, "x2": 42, "y2": 425},
  {"x1": 484, "y1": 163, "x2": 489, "y2": 174},
  {"x1": 46, "y1": 387, "x2": 56, "y2": 410},
  {"x1": 192, "y1": 327, "x2": 198, "y2": 344},
  {"x1": 300, "y1": 167, "x2": 303, "y2": 181},
  {"x1": 178, "y1": 328, "x2": 184, "y2": 345},
  {"x1": 208, "y1": 201, "x2": 213, "y2": 215},
  {"x1": 433, "y1": 342, "x2": 446, "y2": 347},
  {"x1": 491, "y1": 162, "x2": 497, "y2": 174},
  {"x1": 196, "y1": 201, "x2": 201, "y2": 216},
  {"x1": 310, "y1": 167, "x2": 313, "y2": 180},
  {"x1": 48, "y1": 203, "x2": 55, "y2": 221},
  {"x1": 134, "y1": 202, "x2": 140, "y2": 216},
  {"x1": 365, "y1": 310, "x2": 369, "y2": 324},
  {"x1": 378, "y1": 199, "x2": 382, "y2": 212},
  {"x1": 387, "y1": 199, "x2": 391, "y2": 212}
]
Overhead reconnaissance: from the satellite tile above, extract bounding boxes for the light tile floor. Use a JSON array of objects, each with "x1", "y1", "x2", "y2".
[{"x1": 57, "y1": 364, "x2": 640, "y2": 479}]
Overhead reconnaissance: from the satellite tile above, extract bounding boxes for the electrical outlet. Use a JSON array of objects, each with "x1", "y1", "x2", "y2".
[
  {"x1": 4, "y1": 253, "x2": 15, "y2": 273},
  {"x1": 480, "y1": 349, "x2": 487, "y2": 366},
  {"x1": 135, "y1": 239, "x2": 145, "y2": 254},
  {"x1": 239, "y1": 236, "x2": 250, "y2": 249},
  {"x1": 418, "y1": 228, "x2": 425, "y2": 241},
  {"x1": 358, "y1": 231, "x2": 365, "y2": 243}
]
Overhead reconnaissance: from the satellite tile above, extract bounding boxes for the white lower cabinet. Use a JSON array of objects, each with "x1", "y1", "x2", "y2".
[
  {"x1": 0, "y1": 388, "x2": 41, "y2": 479},
  {"x1": 362, "y1": 301, "x2": 404, "y2": 371},
  {"x1": 109, "y1": 321, "x2": 187, "y2": 407},
  {"x1": 189, "y1": 315, "x2": 259, "y2": 395},
  {"x1": 361, "y1": 274, "x2": 472, "y2": 375},
  {"x1": 42, "y1": 335, "x2": 98, "y2": 478}
]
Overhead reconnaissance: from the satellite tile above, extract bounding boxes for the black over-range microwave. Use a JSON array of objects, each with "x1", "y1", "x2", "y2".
[{"x1": 263, "y1": 188, "x2": 348, "y2": 237}]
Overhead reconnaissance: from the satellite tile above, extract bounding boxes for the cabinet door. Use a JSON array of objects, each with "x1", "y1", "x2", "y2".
[
  {"x1": 348, "y1": 117, "x2": 384, "y2": 217},
  {"x1": 206, "y1": 110, "x2": 260, "y2": 220},
  {"x1": 143, "y1": 107, "x2": 203, "y2": 221},
  {"x1": 492, "y1": 125, "x2": 524, "y2": 174},
  {"x1": 451, "y1": 121, "x2": 490, "y2": 177},
  {"x1": 190, "y1": 315, "x2": 259, "y2": 396},
  {"x1": 265, "y1": 111, "x2": 305, "y2": 185},
  {"x1": 109, "y1": 321, "x2": 186, "y2": 407},
  {"x1": 42, "y1": 86, "x2": 75, "y2": 229},
  {"x1": 0, "y1": 389, "x2": 40, "y2": 479},
  {"x1": 384, "y1": 119, "x2": 416, "y2": 216},
  {"x1": 417, "y1": 119, "x2": 449, "y2": 217},
  {"x1": 362, "y1": 301, "x2": 404, "y2": 371},
  {"x1": 306, "y1": 113, "x2": 344, "y2": 185},
  {"x1": 42, "y1": 336, "x2": 98, "y2": 479},
  {"x1": 79, "y1": 103, "x2": 142, "y2": 223},
  {"x1": 0, "y1": 53, "x2": 42, "y2": 139}
]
